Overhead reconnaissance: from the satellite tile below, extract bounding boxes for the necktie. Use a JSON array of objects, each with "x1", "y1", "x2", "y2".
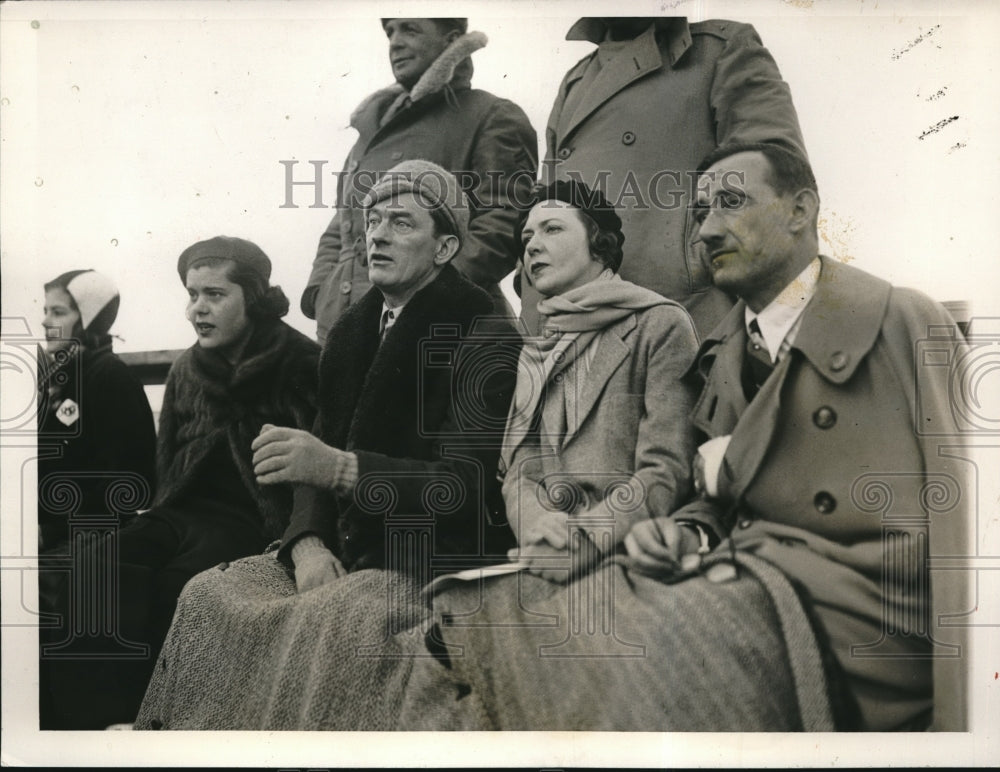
[
  {"x1": 379, "y1": 308, "x2": 396, "y2": 342},
  {"x1": 742, "y1": 319, "x2": 774, "y2": 399}
]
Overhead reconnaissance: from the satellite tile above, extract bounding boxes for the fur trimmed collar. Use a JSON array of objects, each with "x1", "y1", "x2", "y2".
[
  {"x1": 315, "y1": 264, "x2": 493, "y2": 451},
  {"x1": 350, "y1": 31, "x2": 488, "y2": 128}
]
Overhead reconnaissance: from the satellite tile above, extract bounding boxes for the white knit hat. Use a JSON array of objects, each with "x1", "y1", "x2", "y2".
[{"x1": 47, "y1": 269, "x2": 120, "y2": 336}]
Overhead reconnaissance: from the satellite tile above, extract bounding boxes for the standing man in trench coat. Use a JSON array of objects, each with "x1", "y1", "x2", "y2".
[
  {"x1": 521, "y1": 17, "x2": 807, "y2": 340},
  {"x1": 303, "y1": 18, "x2": 537, "y2": 344}
]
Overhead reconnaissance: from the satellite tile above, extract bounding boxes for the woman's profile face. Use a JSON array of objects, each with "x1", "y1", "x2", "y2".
[
  {"x1": 520, "y1": 200, "x2": 605, "y2": 298},
  {"x1": 184, "y1": 261, "x2": 253, "y2": 362},
  {"x1": 42, "y1": 288, "x2": 82, "y2": 354}
]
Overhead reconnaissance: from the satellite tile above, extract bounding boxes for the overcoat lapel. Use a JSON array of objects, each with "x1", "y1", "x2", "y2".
[
  {"x1": 689, "y1": 300, "x2": 789, "y2": 500},
  {"x1": 561, "y1": 314, "x2": 634, "y2": 448},
  {"x1": 717, "y1": 351, "x2": 793, "y2": 499},
  {"x1": 558, "y1": 25, "x2": 664, "y2": 141}
]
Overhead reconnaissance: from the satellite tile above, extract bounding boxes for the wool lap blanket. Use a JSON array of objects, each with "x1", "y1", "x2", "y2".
[
  {"x1": 135, "y1": 554, "x2": 430, "y2": 730},
  {"x1": 398, "y1": 553, "x2": 836, "y2": 731},
  {"x1": 136, "y1": 552, "x2": 835, "y2": 731}
]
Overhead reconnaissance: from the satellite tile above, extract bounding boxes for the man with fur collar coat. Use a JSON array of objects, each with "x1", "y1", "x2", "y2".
[
  {"x1": 301, "y1": 18, "x2": 538, "y2": 344},
  {"x1": 255, "y1": 161, "x2": 519, "y2": 591}
]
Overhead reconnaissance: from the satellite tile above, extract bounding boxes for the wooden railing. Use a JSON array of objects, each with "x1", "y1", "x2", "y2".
[{"x1": 118, "y1": 349, "x2": 185, "y2": 386}]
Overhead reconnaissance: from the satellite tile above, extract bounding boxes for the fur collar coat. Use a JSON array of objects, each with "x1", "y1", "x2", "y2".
[
  {"x1": 280, "y1": 265, "x2": 520, "y2": 573},
  {"x1": 155, "y1": 320, "x2": 320, "y2": 539}
]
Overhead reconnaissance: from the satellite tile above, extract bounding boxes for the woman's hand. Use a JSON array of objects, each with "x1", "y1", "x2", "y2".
[
  {"x1": 624, "y1": 517, "x2": 703, "y2": 576},
  {"x1": 251, "y1": 424, "x2": 355, "y2": 491}
]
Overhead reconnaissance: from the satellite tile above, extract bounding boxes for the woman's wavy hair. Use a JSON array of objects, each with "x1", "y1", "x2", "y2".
[
  {"x1": 516, "y1": 179, "x2": 625, "y2": 273},
  {"x1": 185, "y1": 256, "x2": 290, "y2": 322}
]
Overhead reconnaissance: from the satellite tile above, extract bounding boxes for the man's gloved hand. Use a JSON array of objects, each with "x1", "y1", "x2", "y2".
[
  {"x1": 291, "y1": 535, "x2": 345, "y2": 594},
  {"x1": 252, "y1": 424, "x2": 358, "y2": 493}
]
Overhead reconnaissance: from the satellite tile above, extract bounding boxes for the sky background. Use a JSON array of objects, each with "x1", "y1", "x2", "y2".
[
  {"x1": 2, "y1": 0, "x2": 999, "y2": 766},
  {"x1": 3, "y1": 0, "x2": 998, "y2": 358}
]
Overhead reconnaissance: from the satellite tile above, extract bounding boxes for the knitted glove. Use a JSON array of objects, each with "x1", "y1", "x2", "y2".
[
  {"x1": 252, "y1": 424, "x2": 358, "y2": 493},
  {"x1": 291, "y1": 534, "x2": 345, "y2": 593}
]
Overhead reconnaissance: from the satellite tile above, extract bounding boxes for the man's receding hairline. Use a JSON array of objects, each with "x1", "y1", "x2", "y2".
[{"x1": 701, "y1": 150, "x2": 783, "y2": 196}]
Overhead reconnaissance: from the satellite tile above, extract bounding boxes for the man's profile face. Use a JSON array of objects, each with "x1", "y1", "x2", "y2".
[
  {"x1": 384, "y1": 19, "x2": 455, "y2": 90},
  {"x1": 365, "y1": 191, "x2": 452, "y2": 304},
  {"x1": 694, "y1": 151, "x2": 794, "y2": 305}
]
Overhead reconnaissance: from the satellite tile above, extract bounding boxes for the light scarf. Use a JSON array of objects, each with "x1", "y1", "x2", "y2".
[{"x1": 500, "y1": 271, "x2": 669, "y2": 472}]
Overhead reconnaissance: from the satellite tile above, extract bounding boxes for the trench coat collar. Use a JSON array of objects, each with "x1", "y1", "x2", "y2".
[
  {"x1": 565, "y1": 17, "x2": 692, "y2": 65},
  {"x1": 694, "y1": 255, "x2": 891, "y2": 388},
  {"x1": 558, "y1": 19, "x2": 692, "y2": 142},
  {"x1": 690, "y1": 255, "x2": 893, "y2": 494},
  {"x1": 789, "y1": 255, "x2": 892, "y2": 385},
  {"x1": 559, "y1": 312, "x2": 638, "y2": 449}
]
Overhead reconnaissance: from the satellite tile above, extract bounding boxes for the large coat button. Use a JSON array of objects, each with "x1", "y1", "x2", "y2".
[
  {"x1": 814, "y1": 491, "x2": 837, "y2": 514},
  {"x1": 830, "y1": 351, "x2": 849, "y2": 372},
  {"x1": 813, "y1": 406, "x2": 837, "y2": 429},
  {"x1": 348, "y1": 160, "x2": 359, "y2": 172},
  {"x1": 738, "y1": 518, "x2": 753, "y2": 529},
  {"x1": 622, "y1": 131, "x2": 636, "y2": 145},
  {"x1": 340, "y1": 280, "x2": 352, "y2": 295},
  {"x1": 558, "y1": 147, "x2": 572, "y2": 159},
  {"x1": 149, "y1": 718, "x2": 163, "y2": 730}
]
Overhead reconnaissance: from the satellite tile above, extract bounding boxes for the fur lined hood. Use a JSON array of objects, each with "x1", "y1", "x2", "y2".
[{"x1": 350, "y1": 31, "x2": 488, "y2": 128}]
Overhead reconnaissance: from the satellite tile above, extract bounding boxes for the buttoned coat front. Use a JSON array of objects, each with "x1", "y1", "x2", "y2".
[
  {"x1": 522, "y1": 18, "x2": 806, "y2": 340},
  {"x1": 676, "y1": 256, "x2": 969, "y2": 730},
  {"x1": 502, "y1": 302, "x2": 699, "y2": 549}
]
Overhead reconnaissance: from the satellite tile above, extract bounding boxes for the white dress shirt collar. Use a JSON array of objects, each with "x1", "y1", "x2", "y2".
[
  {"x1": 379, "y1": 300, "x2": 407, "y2": 339},
  {"x1": 744, "y1": 257, "x2": 822, "y2": 362}
]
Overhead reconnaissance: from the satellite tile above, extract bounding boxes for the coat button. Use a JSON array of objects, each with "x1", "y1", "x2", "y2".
[
  {"x1": 558, "y1": 147, "x2": 572, "y2": 159},
  {"x1": 814, "y1": 491, "x2": 836, "y2": 514},
  {"x1": 830, "y1": 351, "x2": 849, "y2": 372},
  {"x1": 622, "y1": 131, "x2": 636, "y2": 145},
  {"x1": 391, "y1": 151, "x2": 403, "y2": 160},
  {"x1": 149, "y1": 718, "x2": 163, "y2": 730},
  {"x1": 348, "y1": 160, "x2": 359, "y2": 172},
  {"x1": 813, "y1": 406, "x2": 837, "y2": 429},
  {"x1": 340, "y1": 280, "x2": 352, "y2": 294},
  {"x1": 343, "y1": 220, "x2": 352, "y2": 235},
  {"x1": 738, "y1": 518, "x2": 753, "y2": 529}
]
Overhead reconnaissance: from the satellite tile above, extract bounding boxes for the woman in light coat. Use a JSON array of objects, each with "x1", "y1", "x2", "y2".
[{"x1": 500, "y1": 179, "x2": 699, "y2": 580}]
